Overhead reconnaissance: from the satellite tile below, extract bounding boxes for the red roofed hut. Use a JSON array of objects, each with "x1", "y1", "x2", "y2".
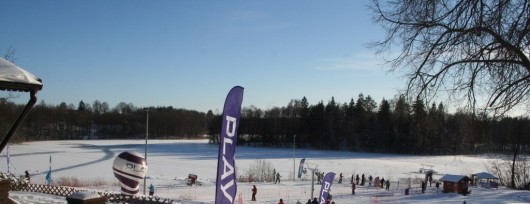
[{"x1": 439, "y1": 174, "x2": 472, "y2": 195}]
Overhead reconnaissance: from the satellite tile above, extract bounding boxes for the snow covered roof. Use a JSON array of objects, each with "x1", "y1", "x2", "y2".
[
  {"x1": 440, "y1": 174, "x2": 471, "y2": 183},
  {"x1": 0, "y1": 57, "x2": 42, "y2": 154},
  {"x1": 0, "y1": 57, "x2": 42, "y2": 92},
  {"x1": 67, "y1": 191, "x2": 103, "y2": 200},
  {"x1": 472, "y1": 172, "x2": 498, "y2": 179}
]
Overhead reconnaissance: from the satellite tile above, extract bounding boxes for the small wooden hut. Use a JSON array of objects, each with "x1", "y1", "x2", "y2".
[{"x1": 439, "y1": 174, "x2": 472, "y2": 195}]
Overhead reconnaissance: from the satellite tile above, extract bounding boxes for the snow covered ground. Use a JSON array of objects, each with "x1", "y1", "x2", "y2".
[{"x1": 2, "y1": 139, "x2": 530, "y2": 203}]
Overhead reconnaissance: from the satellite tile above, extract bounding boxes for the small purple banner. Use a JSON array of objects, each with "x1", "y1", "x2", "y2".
[
  {"x1": 297, "y1": 158, "x2": 305, "y2": 178},
  {"x1": 215, "y1": 86, "x2": 244, "y2": 204},
  {"x1": 318, "y1": 172, "x2": 336, "y2": 204}
]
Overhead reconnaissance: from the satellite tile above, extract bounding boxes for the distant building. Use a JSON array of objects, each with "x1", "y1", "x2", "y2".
[
  {"x1": 439, "y1": 174, "x2": 472, "y2": 195},
  {"x1": 471, "y1": 172, "x2": 499, "y2": 188}
]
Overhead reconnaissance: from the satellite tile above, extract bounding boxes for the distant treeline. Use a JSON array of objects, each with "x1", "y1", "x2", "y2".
[
  {"x1": 219, "y1": 95, "x2": 530, "y2": 155},
  {"x1": 0, "y1": 99, "x2": 212, "y2": 141},
  {"x1": 1, "y1": 94, "x2": 529, "y2": 155}
]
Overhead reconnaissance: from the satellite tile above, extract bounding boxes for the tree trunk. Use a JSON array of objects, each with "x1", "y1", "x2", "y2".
[{"x1": 511, "y1": 144, "x2": 518, "y2": 188}]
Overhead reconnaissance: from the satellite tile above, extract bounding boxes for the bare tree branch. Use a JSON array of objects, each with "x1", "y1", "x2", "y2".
[{"x1": 370, "y1": 0, "x2": 530, "y2": 116}]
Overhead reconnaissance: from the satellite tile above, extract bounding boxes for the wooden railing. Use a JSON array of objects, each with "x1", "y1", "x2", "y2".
[{"x1": 10, "y1": 183, "x2": 174, "y2": 204}]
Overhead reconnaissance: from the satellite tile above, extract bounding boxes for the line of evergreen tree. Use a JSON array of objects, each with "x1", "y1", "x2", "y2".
[
  {"x1": 1, "y1": 94, "x2": 528, "y2": 155},
  {"x1": 212, "y1": 94, "x2": 529, "y2": 155}
]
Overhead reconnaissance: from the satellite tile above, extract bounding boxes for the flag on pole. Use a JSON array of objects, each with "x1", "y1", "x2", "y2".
[
  {"x1": 297, "y1": 158, "x2": 306, "y2": 178},
  {"x1": 318, "y1": 172, "x2": 336, "y2": 204},
  {"x1": 45, "y1": 155, "x2": 52, "y2": 185},
  {"x1": 215, "y1": 86, "x2": 244, "y2": 204}
]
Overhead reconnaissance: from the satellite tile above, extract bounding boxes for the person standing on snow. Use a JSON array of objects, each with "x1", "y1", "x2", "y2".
[
  {"x1": 251, "y1": 185, "x2": 257, "y2": 201},
  {"x1": 429, "y1": 175, "x2": 433, "y2": 187},
  {"x1": 149, "y1": 184, "x2": 155, "y2": 196},
  {"x1": 351, "y1": 182, "x2": 356, "y2": 195},
  {"x1": 24, "y1": 170, "x2": 30, "y2": 183},
  {"x1": 361, "y1": 174, "x2": 365, "y2": 186},
  {"x1": 275, "y1": 172, "x2": 281, "y2": 184},
  {"x1": 338, "y1": 173, "x2": 343, "y2": 184},
  {"x1": 385, "y1": 179, "x2": 390, "y2": 190}
]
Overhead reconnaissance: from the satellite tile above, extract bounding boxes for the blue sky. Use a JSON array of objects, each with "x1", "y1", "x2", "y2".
[{"x1": 1, "y1": 0, "x2": 403, "y2": 113}]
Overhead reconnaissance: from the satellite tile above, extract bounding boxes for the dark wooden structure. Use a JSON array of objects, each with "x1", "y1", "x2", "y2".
[
  {"x1": 0, "y1": 180, "x2": 16, "y2": 204},
  {"x1": 187, "y1": 174, "x2": 197, "y2": 186},
  {"x1": 439, "y1": 174, "x2": 472, "y2": 195}
]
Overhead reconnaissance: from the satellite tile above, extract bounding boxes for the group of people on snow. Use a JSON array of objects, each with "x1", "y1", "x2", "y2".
[
  {"x1": 251, "y1": 171, "x2": 398, "y2": 202},
  {"x1": 272, "y1": 169, "x2": 282, "y2": 184},
  {"x1": 349, "y1": 173, "x2": 391, "y2": 195},
  {"x1": 350, "y1": 173, "x2": 390, "y2": 190}
]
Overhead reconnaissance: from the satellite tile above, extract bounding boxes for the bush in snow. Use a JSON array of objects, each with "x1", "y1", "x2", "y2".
[
  {"x1": 239, "y1": 159, "x2": 275, "y2": 182},
  {"x1": 488, "y1": 155, "x2": 530, "y2": 190}
]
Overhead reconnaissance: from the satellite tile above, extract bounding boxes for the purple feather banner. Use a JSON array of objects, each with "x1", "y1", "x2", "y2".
[{"x1": 215, "y1": 86, "x2": 244, "y2": 204}]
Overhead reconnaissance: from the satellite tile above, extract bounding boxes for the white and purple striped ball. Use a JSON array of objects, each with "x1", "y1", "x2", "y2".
[{"x1": 112, "y1": 151, "x2": 148, "y2": 195}]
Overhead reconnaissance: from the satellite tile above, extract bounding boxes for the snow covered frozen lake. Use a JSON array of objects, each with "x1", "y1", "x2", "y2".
[{"x1": 2, "y1": 139, "x2": 530, "y2": 203}]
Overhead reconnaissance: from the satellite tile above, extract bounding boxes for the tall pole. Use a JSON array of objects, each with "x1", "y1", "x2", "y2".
[
  {"x1": 6, "y1": 143, "x2": 10, "y2": 174},
  {"x1": 305, "y1": 163, "x2": 317, "y2": 200},
  {"x1": 144, "y1": 109, "x2": 149, "y2": 196},
  {"x1": 311, "y1": 168, "x2": 315, "y2": 199},
  {"x1": 293, "y1": 135, "x2": 296, "y2": 181}
]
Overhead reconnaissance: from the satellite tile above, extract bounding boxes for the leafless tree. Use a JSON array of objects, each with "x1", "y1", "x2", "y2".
[
  {"x1": 2, "y1": 46, "x2": 18, "y2": 100},
  {"x1": 3, "y1": 46, "x2": 17, "y2": 63},
  {"x1": 370, "y1": 0, "x2": 530, "y2": 116}
]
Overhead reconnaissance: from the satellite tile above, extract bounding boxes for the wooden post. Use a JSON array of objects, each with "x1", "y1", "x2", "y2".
[{"x1": 0, "y1": 180, "x2": 16, "y2": 204}]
